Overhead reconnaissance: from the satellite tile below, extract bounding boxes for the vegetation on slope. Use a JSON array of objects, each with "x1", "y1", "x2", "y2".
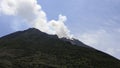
[{"x1": 0, "y1": 28, "x2": 120, "y2": 68}]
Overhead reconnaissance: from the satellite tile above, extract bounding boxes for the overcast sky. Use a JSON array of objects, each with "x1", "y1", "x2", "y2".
[{"x1": 0, "y1": 0, "x2": 120, "y2": 59}]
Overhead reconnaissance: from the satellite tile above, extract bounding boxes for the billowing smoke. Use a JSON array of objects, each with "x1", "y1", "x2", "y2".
[{"x1": 0, "y1": 0, "x2": 72, "y2": 39}]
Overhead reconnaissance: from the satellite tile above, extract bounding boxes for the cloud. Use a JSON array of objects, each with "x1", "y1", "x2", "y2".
[
  {"x1": 78, "y1": 30, "x2": 108, "y2": 46},
  {"x1": 106, "y1": 48, "x2": 115, "y2": 55},
  {"x1": 48, "y1": 15, "x2": 72, "y2": 38},
  {"x1": 106, "y1": 48, "x2": 120, "y2": 59},
  {"x1": 78, "y1": 29, "x2": 120, "y2": 59},
  {"x1": 0, "y1": 0, "x2": 72, "y2": 39}
]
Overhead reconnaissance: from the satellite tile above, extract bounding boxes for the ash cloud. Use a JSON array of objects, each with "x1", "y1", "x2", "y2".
[{"x1": 0, "y1": 0, "x2": 72, "y2": 39}]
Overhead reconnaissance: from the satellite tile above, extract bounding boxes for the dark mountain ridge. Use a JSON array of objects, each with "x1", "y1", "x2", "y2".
[
  {"x1": 0, "y1": 28, "x2": 91, "y2": 48},
  {"x1": 0, "y1": 28, "x2": 120, "y2": 68}
]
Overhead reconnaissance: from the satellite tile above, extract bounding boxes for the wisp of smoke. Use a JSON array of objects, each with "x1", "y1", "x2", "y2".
[{"x1": 0, "y1": 0, "x2": 72, "y2": 39}]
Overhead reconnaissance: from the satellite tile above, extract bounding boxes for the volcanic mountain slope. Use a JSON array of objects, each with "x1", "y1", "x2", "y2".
[{"x1": 0, "y1": 28, "x2": 120, "y2": 68}]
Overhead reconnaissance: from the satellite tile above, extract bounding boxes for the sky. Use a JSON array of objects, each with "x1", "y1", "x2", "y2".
[{"x1": 0, "y1": 0, "x2": 120, "y2": 59}]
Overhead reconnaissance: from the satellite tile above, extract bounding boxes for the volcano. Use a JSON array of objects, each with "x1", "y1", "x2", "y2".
[{"x1": 0, "y1": 28, "x2": 120, "y2": 68}]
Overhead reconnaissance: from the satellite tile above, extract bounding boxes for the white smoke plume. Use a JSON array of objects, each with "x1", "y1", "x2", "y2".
[{"x1": 0, "y1": 0, "x2": 72, "y2": 39}]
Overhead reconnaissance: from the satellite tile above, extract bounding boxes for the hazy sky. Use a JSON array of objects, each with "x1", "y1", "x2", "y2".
[{"x1": 0, "y1": 0, "x2": 120, "y2": 59}]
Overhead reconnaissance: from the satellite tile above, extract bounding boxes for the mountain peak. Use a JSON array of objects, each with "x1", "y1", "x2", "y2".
[
  {"x1": 0, "y1": 28, "x2": 120, "y2": 68},
  {"x1": 26, "y1": 28, "x2": 40, "y2": 31},
  {"x1": 23, "y1": 28, "x2": 45, "y2": 34}
]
